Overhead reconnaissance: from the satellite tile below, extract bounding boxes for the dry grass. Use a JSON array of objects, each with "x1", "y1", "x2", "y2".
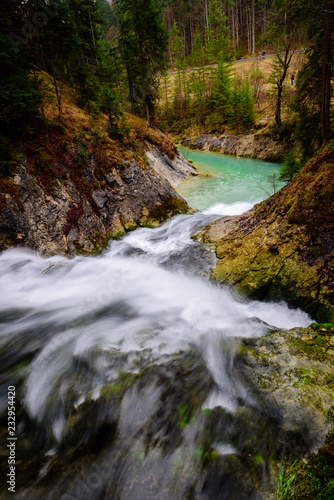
[
  {"x1": 229, "y1": 50, "x2": 305, "y2": 81},
  {"x1": 162, "y1": 51, "x2": 304, "y2": 94},
  {"x1": 127, "y1": 114, "x2": 177, "y2": 158},
  {"x1": 159, "y1": 51, "x2": 305, "y2": 125},
  {"x1": 39, "y1": 71, "x2": 110, "y2": 138}
]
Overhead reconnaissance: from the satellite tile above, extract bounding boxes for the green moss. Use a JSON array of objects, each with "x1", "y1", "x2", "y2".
[
  {"x1": 327, "y1": 408, "x2": 334, "y2": 422},
  {"x1": 178, "y1": 405, "x2": 190, "y2": 428},
  {"x1": 202, "y1": 449, "x2": 219, "y2": 468},
  {"x1": 311, "y1": 323, "x2": 334, "y2": 333},
  {"x1": 68, "y1": 416, "x2": 77, "y2": 427},
  {"x1": 295, "y1": 376, "x2": 313, "y2": 387},
  {"x1": 254, "y1": 453, "x2": 264, "y2": 465},
  {"x1": 289, "y1": 336, "x2": 330, "y2": 362},
  {"x1": 123, "y1": 221, "x2": 138, "y2": 231},
  {"x1": 100, "y1": 384, "x2": 122, "y2": 397},
  {"x1": 277, "y1": 431, "x2": 334, "y2": 499}
]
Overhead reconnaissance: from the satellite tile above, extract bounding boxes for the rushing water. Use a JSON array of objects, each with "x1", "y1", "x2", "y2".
[{"x1": 0, "y1": 152, "x2": 311, "y2": 499}]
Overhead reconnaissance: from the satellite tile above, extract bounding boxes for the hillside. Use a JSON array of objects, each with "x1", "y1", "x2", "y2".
[{"x1": 0, "y1": 76, "x2": 196, "y2": 256}]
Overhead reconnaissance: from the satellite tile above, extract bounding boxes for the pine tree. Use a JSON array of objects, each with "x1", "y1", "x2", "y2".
[
  {"x1": 228, "y1": 77, "x2": 255, "y2": 129},
  {"x1": 205, "y1": 0, "x2": 233, "y2": 66},
  {"x1": 207, "y1": 62, "x2": 231, "y2": 128},
  {"x1": 0, "y1": 0, "x2": 44, "y2": 135},
  {"x1": 288, "y1": 0, "x2": 334, "y2": 156},
  {"x1": 116, "y1": 0, "x2": 168, "y2": 126},
  {"x1": 170, "y1": 22, "x2": 186, "y2": 125}
]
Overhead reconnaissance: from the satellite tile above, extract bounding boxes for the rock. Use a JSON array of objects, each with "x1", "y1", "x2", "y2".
[
  {"x1": 199, "y1": 143, "x2": 334, "y2": 322},
  {"x1": 239, "y1": 324, "x2": 334, "y2": 454},
  {"x1": 11, "y1": 328, "x2": 334, "y2": 500},
  {"x1": 145, "y1": 144, "x2": 198, "y2": 188},
  {"x1": 0, "y1": 140, "x2": 194, "y2": 257},
  {"x1": 181, "y1": 131, "x2": 290, "y2": 162}
]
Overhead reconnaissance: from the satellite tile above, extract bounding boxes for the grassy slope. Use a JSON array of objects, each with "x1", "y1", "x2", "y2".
[
  {"x1": 0, "y1": 71, "x2": 178, "y2": 202},
  {"x1": 160, "y1": 51, "x2": 304, "y2": 129}
]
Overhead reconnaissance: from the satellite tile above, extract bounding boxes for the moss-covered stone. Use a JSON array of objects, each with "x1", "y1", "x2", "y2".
[{"x1": 200, "y1": 142, "x2": 334, "y2": 322}]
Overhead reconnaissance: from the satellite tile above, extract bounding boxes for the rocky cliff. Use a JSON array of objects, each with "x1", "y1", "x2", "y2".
[
  {"x1": 199, "y1": 142, "x2": 334, "y2": 322},
  {"x1": 181, "y1": 128, "x2": 290, "y2": 162},
  {"x1": 239, "y1": 322, "x2": 334, "y2": 499},
  {"x1": 0, "y1": 112, "x2": 196, "y2": 257}
]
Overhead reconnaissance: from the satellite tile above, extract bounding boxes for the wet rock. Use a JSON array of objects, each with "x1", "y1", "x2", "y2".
[
  {"x1": 0, "y1": 142, "x2": 195, "y2": 257},
  {"x1": 239, "y1": 324, "x2": 334, "y2": 454},
  {"x1": 7, "y1": 338, "x2": 328, "y2": 500},
  {"x1": 181, "y1": 131, "x2": 289, "y2": 162},
  {"x1": 199, "y1": 143, "x2": 334, "y2": 321}
]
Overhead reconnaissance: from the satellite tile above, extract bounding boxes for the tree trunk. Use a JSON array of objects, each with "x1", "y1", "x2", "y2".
[
  {"x1": 236, "y1": 0, "x2": 239, "y2": 48},
  {"x1": 164, "y1": 75, "x2": 169, "y2": 115},
  {"x1": 252, "y1": 0, "x2": 255, "y2": 56},
  {"x1": 203, "y1": 0, "x2": 209, "y2": 29},
  {"x1": 88, "y1": 10, "x2": 99, "y2": 69},
  {"x1": 43, "y1": 27, "x2": 61, "y2": 118},
  {"x1": 145, "y1": 101, "x2": 151, "y2": 127},
  {"x1": 178, "y1": 71, "x2": 183, "y2": 128},
  {"x1": 232, "y1": 4, "x2": 235, "y2": 49},
  {"x1": 275, "y1": 85, "x2": 283, "y2": 127},
  {"x1": 321, "y1": 0, "x2": 332, "y2": 142},
  {"x1": 246, "y1": 6, "x2": 250, "y2": 54},
  {"x1": 125, "y1": 60, "x2": 135, "y2": 115},
  {"x1": 275, "y1": 49, "x2": 293, "y2": 127}
]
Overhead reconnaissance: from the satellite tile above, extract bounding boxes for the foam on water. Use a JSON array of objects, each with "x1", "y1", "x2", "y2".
[{"x1": 202, "y1": 200, "x2": 257, "y2": 216}]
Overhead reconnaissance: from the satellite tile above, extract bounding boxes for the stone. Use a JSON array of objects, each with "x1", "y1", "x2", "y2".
[
  {"x1": 181, "y1": 131, "x2": 289, "y2": 162},
  {"x1": 199, "y1": 143, "x2": 334, "y2": 322},
  {"x1": 0, "y1": 140, "x2": 195, "y2": 257}
]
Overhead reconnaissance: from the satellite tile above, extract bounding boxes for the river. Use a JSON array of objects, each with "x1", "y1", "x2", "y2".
[{"x1": 0, "y1": 150, "x2": 311, "y2": 499}]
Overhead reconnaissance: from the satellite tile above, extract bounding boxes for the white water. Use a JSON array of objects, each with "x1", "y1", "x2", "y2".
[{"x1": 0, "y1": 201, "x2": 311, "y2": 440}]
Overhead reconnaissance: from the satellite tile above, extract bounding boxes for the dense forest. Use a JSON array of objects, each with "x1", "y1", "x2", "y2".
[
  {"x1": 1, "y1": 3, "x2": 334, "y2": 500},
  {"x1": 0, "y1": 0, "x2": 333, "y2": 170}
]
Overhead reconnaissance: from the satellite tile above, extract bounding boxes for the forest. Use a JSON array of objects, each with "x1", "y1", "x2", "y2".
[
  {"x1": 1, "y1": 0, "x2": 333, "y2": 173},
  {"x1": 1, "y1": 2, "x2": 334, "y2": 500}
]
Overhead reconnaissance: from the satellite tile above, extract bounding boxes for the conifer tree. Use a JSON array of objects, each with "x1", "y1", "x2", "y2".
[
  {"x1": 115, "y1": 0, "x2": 168, "y2": 126},
  {"x1": 0, "y1": 0, "x2": 44, "y2": 134},
  {"x1": 205, "y1": 0, "x2": 233, "y2": 65},
  {"x1": 170, "y1": 22, "x2": 185, "y2": 125}
]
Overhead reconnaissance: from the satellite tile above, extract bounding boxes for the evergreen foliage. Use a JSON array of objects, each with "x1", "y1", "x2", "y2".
[
  {"x1": 279, "y1": 152, "x2": 302, "y2": 182},
  {"x1": 0, "y1": 0, "x2": 333, "y2": 161},
  {"x1": 205, "y1": 0, "x2": 233, "y2": 64},
  {"x1": 0, "y1": 0, "x2": 124, "y2": 131},
  {"x1": 0, "y1": 1, "x2": 44, "y2": 135},
  {"x1": 228, "y1": 77, "x2": 256, "y2": 129},
  {"x1": 115, "y1": 0, "x2": 169, "y2": 126},
  {"x1": 206, "y1": 63, "x2": 231, "y2": 128}
]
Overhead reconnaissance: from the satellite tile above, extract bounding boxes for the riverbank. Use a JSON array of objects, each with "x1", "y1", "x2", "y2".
[
  {"x1": 198, "y1": 141, "x2": 334, "y2": 322},
  {"x1": 180, "y1": 126, "x2": 291, "y2": 162},
  {"x1": 0, "y1": 80, "x2": 197, "y2": 257}
]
